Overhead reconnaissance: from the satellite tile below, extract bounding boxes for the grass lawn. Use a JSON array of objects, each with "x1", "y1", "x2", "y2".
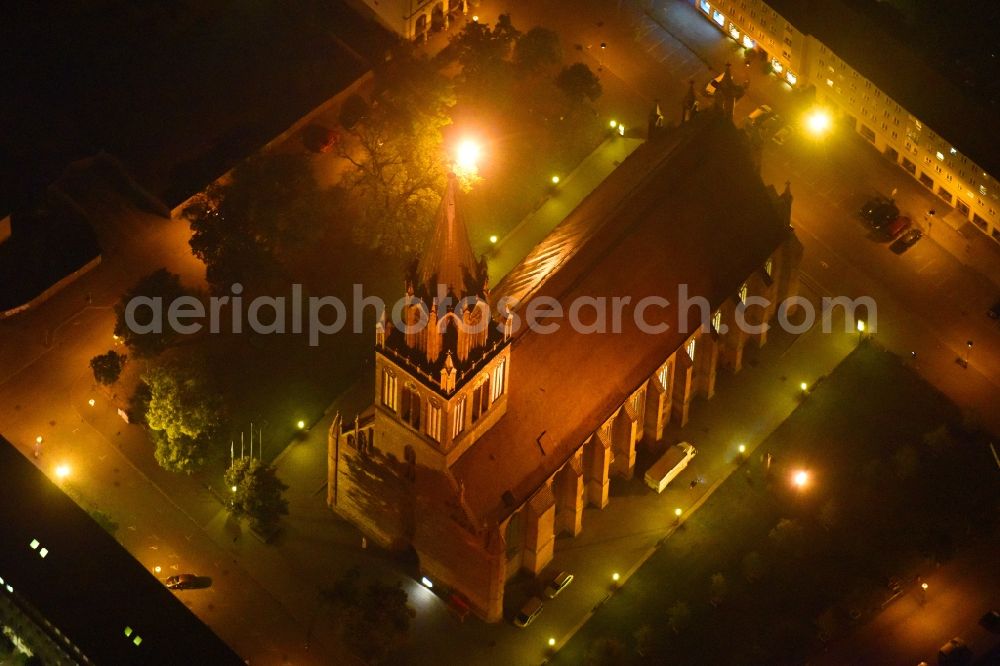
[{"x1": 554, "y1": 342, "x2": 999, "y2": 666}]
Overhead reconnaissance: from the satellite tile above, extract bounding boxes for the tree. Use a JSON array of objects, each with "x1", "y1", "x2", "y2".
[
  {"x1": 444, "y1": 13, "x2": 521, "y2": 81},
  {"x1": 514, "y1": 27, "x2": 562, "y2": 72},
  {"x1": 667, "y1": 600, "x2": 691, "y2": 634},
  {"x1": 323, "y1": 568, "x2": 415, "y2": 664},
  {"x1": 144, "y1": 361, "x2": 223, "y2": 472},
  {"x1": 225, "y1": 457, "x2": 289, "y2": 533},
  {"x1": 556, "y1": 62, "x2": 603, "y2": 103},
  {"x1": 339, "y1": 45, "x2": 454, "y2": 254},
  {"x1": 742, "y1": 550, "x2": 764, "y2": 582},
  {"x1": 709, "y1": 572, "x2": 728, "y2": 607},
  {"x1": 633, "y1": 624, "x2": 654, "y2": 656},
  {"x1": 184, "y1": 153, "x2": 340, "y2": 292},
  {"x1": 114, "y1": 269, "x2": 189, "y2": 357},
  {"x1": 585, "y1": 637, "x2": 626, "y2": 666},
  {"x1": 90, "y1": 350, "x2": 126, "y2": 385}
]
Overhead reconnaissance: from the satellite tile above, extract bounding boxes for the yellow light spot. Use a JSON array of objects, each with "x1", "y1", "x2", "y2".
[
  {"x1": 800, "y1": 382, "x2": 808, "y2": 391},
  {"x1": 548, "y1": 637, "x2": 556, "y2": 647},
  {"x1": 609, "y1": 119, "x2": 618, "y2": 128},
  {"x1": 297, "y1": 420, "x2": 306, "y2": 430},
  {"x1": 55, "y1": 464, "x2": 71, "y2": 480},
  {"x1": 674, "y1": 507, "x2": 683, "y2": 517},
  {"x1": 738, "y1": 444, "x2": 746, "y2": 454},
  {"x1": 489, "y1": 235, "x2": 498, "y2": 244},
  {"x1": 856, "y1": 320, "x2": 865, "y2": 332},
  {"x1": 551, "y1": 175, "x2": 560, "y2": 185},
  {"x1": 455, "y1": 139, "x2": 481, "y2": 172},
  {"x1": 612, "y1": 572, "x2": 620, "y2": 582},
  {"x1": 792, "y1": 469, "x2": 810, "y2": 488},
  {"x1": 805, "y1": 108, "x2": 831, "y2": 136}
]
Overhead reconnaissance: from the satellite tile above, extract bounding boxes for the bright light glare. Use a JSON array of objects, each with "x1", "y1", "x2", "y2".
[
  {"x1": 548, "y1": 637, "x2": 556, "y2": 647},
  {"x1": 674, "y1": 507, "x2": 682, "y2": 517},
  {"x1": 551, "y1": 175, "x2": 560, "y2": 185},
  {"x1": 55, "y1": 464, "x2": 71, "y2": 480},
  {"x1": 455, "y1": 139, "x2": 481, "y2": 172},
  {"x1": 805, "y1": 109, "x2": 831, "y2": 136},
  {"x1": 792, "y1": 469, "x2": 810, "y2": 488},
  {"x1": 231, "y1": 485, "x2": 238, "y2": 493},
  {"x1": 618, "y1": 124, "x2": 625, "y2": 136},
  {"x1": 154, "y1": 566, "x2": 162, "y2": 574},
  {"x1": 421, "y1": 576, "x2": 433, "y2": 588},
  {"x1": 88, "y1": 398, "x2": 96, "y2": 407},
  {"x1": 35, "y1": 436, "x2": 43, "y2": 445},
  {"x1": 612, "y1": 572, "x2": 620, "y2": 581},
  {"x1": 738, "y1": 444, "x2": 746, "y2": 454},
  {"x1": 489, "y1": 235, "x2": 498, "y2": 244},
  {"x1": 297, "y1": 420, "x2": 306, "y2": 430},
  {"x1": 921, "y1": 582, "x2": 928, "y2": 590},
  {"x1": 609, "y1": 119, "x2": 618, "y2": 128},
  {"x1": 856, "y1": 320, "x2": 865, "y2": 332},
  {"x1": 800, "y1": 382, "x2": 808, "y2": 391}
]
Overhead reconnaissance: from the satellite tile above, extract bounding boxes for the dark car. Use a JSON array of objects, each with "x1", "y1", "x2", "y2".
[
  {"x1": 860, "y1": 196, "x2": 890, "y2": 220},
  {"x1": 890, "y1": 228, "x2": 923, "y2": 253},
  {"x1": 885, "y1": 215, "x2": 912, "y2": 239},
  {"x1": 165, "y1": 574, "x2": 199, "y2": 590},
  {"x1": 988, "y1": 299, "x2": 1000, "y2": 320},
  {"x1": 981, "y1": 609, "x2": 1000, "y2": 633},
  {"x1": 870, "y1": 202, "x2": 900, "y2": 228}
]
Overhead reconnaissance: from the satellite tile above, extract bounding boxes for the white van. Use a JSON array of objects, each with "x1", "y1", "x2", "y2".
[{"x1": 644, "y1": 442, "x2": 697, "y2": 493}]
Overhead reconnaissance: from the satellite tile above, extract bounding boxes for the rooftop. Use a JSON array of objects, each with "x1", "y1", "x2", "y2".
[
  {"x1": 0, "y1": 435, "x2": 243, "y2": 665},
  {"x1": 768, "y1": 0, "x2": 1000, "y2": 177},
  {"x1": 451, "y1": 115, "x2": 794, "y2": 524}
]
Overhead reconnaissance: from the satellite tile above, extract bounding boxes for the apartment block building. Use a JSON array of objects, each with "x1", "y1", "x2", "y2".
[{"x1": 693, "y1": 0, "x2": 1000, "y2": 244}]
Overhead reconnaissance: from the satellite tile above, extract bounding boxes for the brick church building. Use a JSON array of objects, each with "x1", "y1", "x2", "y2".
[{"x1": 328, "y1": 112, "x2": 803, "y2": 622}]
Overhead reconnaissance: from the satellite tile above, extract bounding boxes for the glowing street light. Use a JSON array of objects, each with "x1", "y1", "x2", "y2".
[
  {"x1": 609, "y1": 119, "x2": 618, "y2": 129},
  {"x1": 154, "y1": 566, "x2": 162, "y2": 574},
  {"x1": 231, "y1": 485, "x2": 238, "y2": 493},
  {"x1": 611, "y1": 572, "x2": 620, "y2": 582},
  {"x1": 489, "y1": 234, "x2": 498, "y2": 244},
  {"x1": 792, "y1": 469, "x2": 810, "y2": 489},
  {"x1": 856, "y1": 319, "x2": 866, "y2": 333},
  {"x1": 455, "y1": 138, "x2": 481, "y2": 173},
  {"x1": 547, "y1": 637, "x2": 556, "y2": 647},
  {"x1": 551, "y1": 175, "x2": 560, "y2": 185},
  {"x1": 297, "y1": 420, "x2": 306, "y2": 430},
  {"x1": 55, "y1": 464, "x2": 71, "y2": 480},
  {"x1": 421, "y1": 576, "x2": 433, "y2": 588},
  {"x1": 618, "y1": 123, "x2": 625, "y2": 137},
  {"x1": 805, "y1": 108, "x2": 832, "y2": 136},
  {"x1": 738, "y1": 444, "x2": 747, "y2": 455},
  {"x1": 88, "y1": 398, "x2": 96, "y2": 407},
  {"x1": 799, "y1": 381, "x2": 809, "y2": 393},
  {"x1": 36, "y1": 435, "x2": 43, "y2": 445}
]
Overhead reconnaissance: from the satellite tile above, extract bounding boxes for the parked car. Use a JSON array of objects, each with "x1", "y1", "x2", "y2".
[
  {"x1": 772, "y1": 126, "x2": 791, "y2": 145},
  {"x1": 704, "y1": 72, "x2": 726, "y2": 96},
  {"x1": 980, "y1": 609, "x2": 1000, "y2": 633},
  {"x1": 747, "y1": 104, "x2": 774, "y2": 126},
  {"x1": 869, "y1": 201, "x2": 900, "y2": 228},
  {"x1": 165, "y1": 574, "x2": 199, "y2": 590},
  {"x1": 885, "y1": 215, "x2": 912, "y2": 239},
  {"x1": 890, "y1": 228, "x2": 923, "y2": 253},
  {"x1": 860, "y1": 196, "x2": 892, "y2": 221},
  {"x1": 544, "y1": 571, "x2": 574, "y2": 598},
  {"x1": 938, "y1": 637, "x2": 972, "y2": 666},
  {"x1": 513, "y1": 596, "x2": 544, "y2": 628},
  {"x1": 988, "y1": 299, "x2": 1000, "y2": 320}
]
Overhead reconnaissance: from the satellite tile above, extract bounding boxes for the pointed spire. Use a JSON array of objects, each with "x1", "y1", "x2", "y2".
[{"x1": 417, "y1": 172, "x2": 479, "y2": 301}]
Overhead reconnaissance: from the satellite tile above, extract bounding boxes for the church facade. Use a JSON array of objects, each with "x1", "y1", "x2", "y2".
[{"x1": 328, "y1": 112, "x2": 803, "y2": 622}]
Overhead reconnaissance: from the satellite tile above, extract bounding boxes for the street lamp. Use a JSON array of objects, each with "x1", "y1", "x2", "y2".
[
  {"x1": 856, "y1": 319, "x2": 865, "y2": 333},
  {"x1": 792, "y1": 469, "x2": 810, "y2": 489},
  {"x1": 609, "y1": 119, "x2": 618, "y2": 129},
  {"x1": 55, "y1": 464, "x2": 71, "y2": 480},
  {"x1": 612, "y1": 572, "x2": 620, "y2": 582},
  {"x1": 489, "y1": 234, "x2": 498, "y2": 244},
  {"x1": 455, "y1": 138, "x2": 481, "y2": 174},
  {"x1": 297, "y1": 420, "x2": 306, "y2": 431},
  {"x1": 88, "y1": 398, "x2": 96, "y2": 407},
  {"x1": 673, "y1": 507, "x2": 683, "y2": 525},
  {"x1": 805, "y1": 108, "x2": 831, "y2": 137},
  {"x1": 551, "y1": 175, "x2": 560, "y2": 185},
  {"x1": 548, "y1": 637, "x2": 556, "y2": 647}
]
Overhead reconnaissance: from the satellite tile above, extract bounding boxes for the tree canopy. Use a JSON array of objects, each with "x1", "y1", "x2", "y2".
[
  {"x1": 90, "y1": 350, "x2": 127, "y2": 385},
  {"x1": 514, "y1": 27, "x2": 562, "y2": 72},
  {"x1": 323, "y1": 568, "x2": 415, "y2": 664},
  {"x1": 339, "y1": 45, "x2": 455, "y2": 254},
  {"x1": 144, "y1": 360, "x2": 224, "y2": 472},
  {"x1": 114, "y1": 268, "x2": 189, "y2": 357},
  {"x1": 556, "y1": 62, "x2": 603, "y2": 103},
  {"x1": 184, "y1": 153, "x2": 340, "y2": 292},
  {"x1": 225, "y1": 456, "x2": 289, "y2": 532}
]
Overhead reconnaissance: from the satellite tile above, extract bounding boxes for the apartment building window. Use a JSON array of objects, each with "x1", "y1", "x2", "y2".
[
  {"x1": 891, "y1": 131, "x2": 898, "y2": 140},
  {"x1": 381, "y1": 369, "x2": 398, "y2": 411},
  {"x1": 860, "y1": 125, "x2": 876, "y2": 143},
  {"x1": 935, "y1": 165, "x2": 943, "y2": 174},
  {"x1": 881, "y1": 122, "x2": 888, "y2": 132},
  {"x1": 919, "y1": 172, "x2": 935, "y2": 189},
  {"x1": 957, "y1": 199, "x2": 970, "y2": 216},
  {"x1": 938, "y1": 187, "x2": 953, "y2": 204},
  {"x1": 699, "y1": 0, "x2": 710, "y2": 13},
  {"x1": 980, "y1": 185, "x2": 989, "y2": 196},
  {"x1": 783, "y1": 36, "x2": 792, "y2": 46},
  {"x1": 972, "y1": 214, "x2": 988, "y2": 232},
  {"x1": 894, "y1": 117, "x2": 900, "y2": 126},
  {"x1": 946, "y1": 173, "x2": 953, "y2": 182},
  {"x1": 923, "y1": 156, "x2": 932, "y2": 166},
  {"x1": 471, "y1": 376, "x2": 490, "y2": 422}
]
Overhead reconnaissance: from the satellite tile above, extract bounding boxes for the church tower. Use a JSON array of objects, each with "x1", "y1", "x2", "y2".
[{"x1": 373, "y1": 173, "x2": 513, "y2": 468}]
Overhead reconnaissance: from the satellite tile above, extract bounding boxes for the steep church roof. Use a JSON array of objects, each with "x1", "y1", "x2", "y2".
[
  {"x1": 415, "y1": 172, "x2": 480, "y2": 300},
  {"x1": 451, "y1": 115, "x2": 797, "y2": 525}
]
